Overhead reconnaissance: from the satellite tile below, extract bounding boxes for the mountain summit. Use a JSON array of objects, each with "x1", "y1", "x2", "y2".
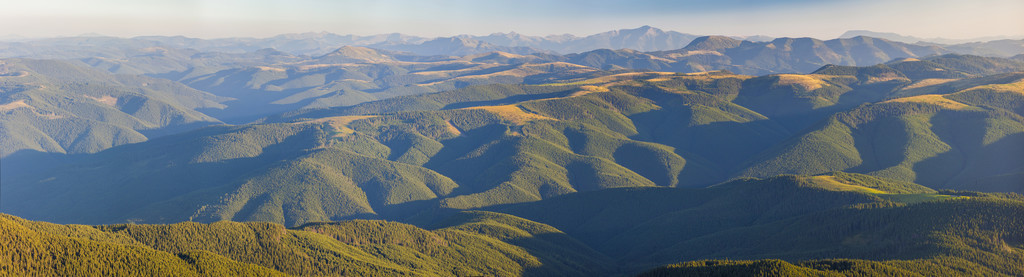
[
  {"x1": 683, "y1": 35, "x2": 743, "y2": 51},
  {"x1": 315, "y1": 46, "x2": 396, "y2": 63},
  {"x1": 376, "y1": 37, "x2": 549, "y2": 56}
]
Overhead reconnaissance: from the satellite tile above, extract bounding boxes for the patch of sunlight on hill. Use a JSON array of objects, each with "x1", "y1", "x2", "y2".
[
  {"x1": 776, "y1": 74, "x2": 829, "y2": 91},
  {"x1": 0, "y1": 99, "x2": 30, "y2": 111},
  {"x1": 563, "y1": 85, "x2": 610, "y2": 98},
  {"x1": 461, "y1": 105, "x2": 556, "y2": 125},
  {"x1": 83, "y1": 95, "x2": 118, "y2": 107},
  {"x1": 961, "y1": 78, "x2": 1024, "y2": 95},
  {"x1": 806, "y1": 174, "x2": 961, "y2": 204},
  {"x1": 807, "y1": 175, "x2": 889, "y2": 194},
  {"x1": 884, "y1": 94, "x2": 970, "y2": 109},
  {"x1": 304, "y1": 115, "x2": 377, "y2": 137},
  {"x1": 902, "y1": 78, "x2": 958, "y2": 90}
]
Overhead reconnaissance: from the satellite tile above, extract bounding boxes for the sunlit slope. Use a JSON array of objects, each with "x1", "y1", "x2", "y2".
[
  {"x1": 0, "y1": 214, "x2": 288, "y2": 276},
  {"x1": 0, "y1": 211, "x2": 611, "y2": 276}
]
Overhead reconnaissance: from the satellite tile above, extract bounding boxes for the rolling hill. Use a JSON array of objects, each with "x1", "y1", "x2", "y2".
[
  {"x1": 0, "y1": 58, "x2": 226, "y2": 159},
  {"x1": 2, "y1": 38, "x2": 1024, "y2": 276},
  {"x1": 173, "y1": 56, "x2": 600, "y2": 123},
  {"x1": 5, "y1": 33, "x2": 1021, "y2": 131},
  {"x1": 6, "y1": 27, "x2": 1020, "y2": 59},
  {"x1": 558, "y1": 37, "x2": 1024, "y2": 76},
  {"x1": 4, "y1": 60, "x2": 1023, "y2": 228},
  {"x1": 373, "y1": 37, "x2": 552, "y2": 57},
  {"x1": 737, "y1": 71, "x2": 1024, "y2": 192},
  {"x1": 0, "y1": 211, "x2": 613, "y2": 276},
  {"x1": 579, "y1": 36, "x2": 950, "y2": 75}
]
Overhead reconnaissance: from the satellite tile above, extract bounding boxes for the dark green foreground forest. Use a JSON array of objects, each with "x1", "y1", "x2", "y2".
[{"x1": 3, "y1": 173, "x2": 1024, "y2": 276}]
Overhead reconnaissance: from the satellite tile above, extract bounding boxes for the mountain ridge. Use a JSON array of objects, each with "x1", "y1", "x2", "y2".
[
  {"x1": 841, "y1": 29, "x2": 1024, "y2": 45},
  {"x1": 5, "y1": 60, "x2": 1023, "y2": 228},
  {"x1": 3, "y1": 29, "x2": 1024, "y2": 276},
  {"x1": 8, "y1": 27, "x2": 1021, "y2": 59}
]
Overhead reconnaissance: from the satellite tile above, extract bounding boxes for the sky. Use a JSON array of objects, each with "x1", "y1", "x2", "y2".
[{"x1": 2, "y1": 0, "x2": 1023, "y2": 40}]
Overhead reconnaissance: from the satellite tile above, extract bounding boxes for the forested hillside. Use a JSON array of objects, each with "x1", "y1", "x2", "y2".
[
  {"x1": 4, "y1": 57, "x2": 1023, "y2": 227},
  {"x1": 0, "y1": 59, "x2": 226, "y2": 158},
  {"x1": 4, "y1": 174, "x2": 1023, "y2": 276},
  {"x1": 0, "y1": 211, "x2": 612, "y2": 276}
]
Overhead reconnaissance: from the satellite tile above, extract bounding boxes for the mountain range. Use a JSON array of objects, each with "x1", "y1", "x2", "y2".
[
  {"x1": 3, "y1": 33, "x2": 1020, "y2": 127},
  {"x1": 841, "y1": 30, "x2": 1024, "y2": 45},
  {"x1": 5, "y1": 54, "x2": 1023, "y2": 228},
  {"x1": 0, "y1": 26, "x2": 698, "y2": 57},
  {"x1": 3, "y1": 27, "x2": 1024, "y2": 276},
  {"x1": 4, "y1": 26, "x2": 1023, "y2": 59}
]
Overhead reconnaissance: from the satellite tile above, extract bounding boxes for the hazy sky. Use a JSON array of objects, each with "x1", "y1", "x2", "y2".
[{"x1": 3, "y1": 0, "x2": 1023, "y2": 39}]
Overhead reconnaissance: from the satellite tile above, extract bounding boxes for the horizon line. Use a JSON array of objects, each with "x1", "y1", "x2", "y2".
[{"x1": 3, "y1": 26, "x2": 1023, "y2": 43}]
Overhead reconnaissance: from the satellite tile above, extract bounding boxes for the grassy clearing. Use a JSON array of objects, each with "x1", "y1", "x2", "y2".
[
  {"x1": 775, "y1": 74, "x2": 828, "y2": 91},
  {"x1": 0, "y1": 99, "x2": 30, "y2": 111},
  {"x1": 883, "y1": 94, "x2": 969, "y2": 109},
  {"x1": 83, "y1": 95, "x2": 118, "y2": 107},
  {"x1": 807, "y1": 175, "x2": 889, "y2": 194},
  {"x1": 902, "y1": 78, "x2": 958, "y2": 90},
  {"x1": 804, "y1": 174, "x2": 958, "y2": 204},
  {"x1": 961, "y1": 78, "x2": 1024, "y2": 95},
  {"x1": 304, "y1": 115, "x2": 378, "y2": 137},
  {"x1": 461, "y1": 105, "x2": 556, "y2": 125}
]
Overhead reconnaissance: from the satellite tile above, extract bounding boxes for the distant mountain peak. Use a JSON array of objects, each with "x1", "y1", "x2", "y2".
[
  {"x1": 316, "y1": 45, "x2": 394, "y2": 63},
  {"x1": 841, "y1": 30, "x2": 923, "y2": 44},
  {"x1": 622, "y1": 25, "x2": 662, "y2": 35},
  {"x1": 254, "y1": 48, "x2": 289, "y2": 55},
  {"x1": 374, "y1": 36, "x2": 550, "y2": 56},
  {"x1": 325, "y1": 45, "x2": 372, "y2": 53},
  {"x1": 427, "y1": 36, "x2": 480, "y2": 46},
  {"x1": 840, "y1": 30, "x2": 1024, "y2": 45},
  {"x1": 461, "y1": 51, "x2": 534, "y2": 63},
  {"x1": 684, "y1": 36, "x2": 742, "y2": 51}
]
